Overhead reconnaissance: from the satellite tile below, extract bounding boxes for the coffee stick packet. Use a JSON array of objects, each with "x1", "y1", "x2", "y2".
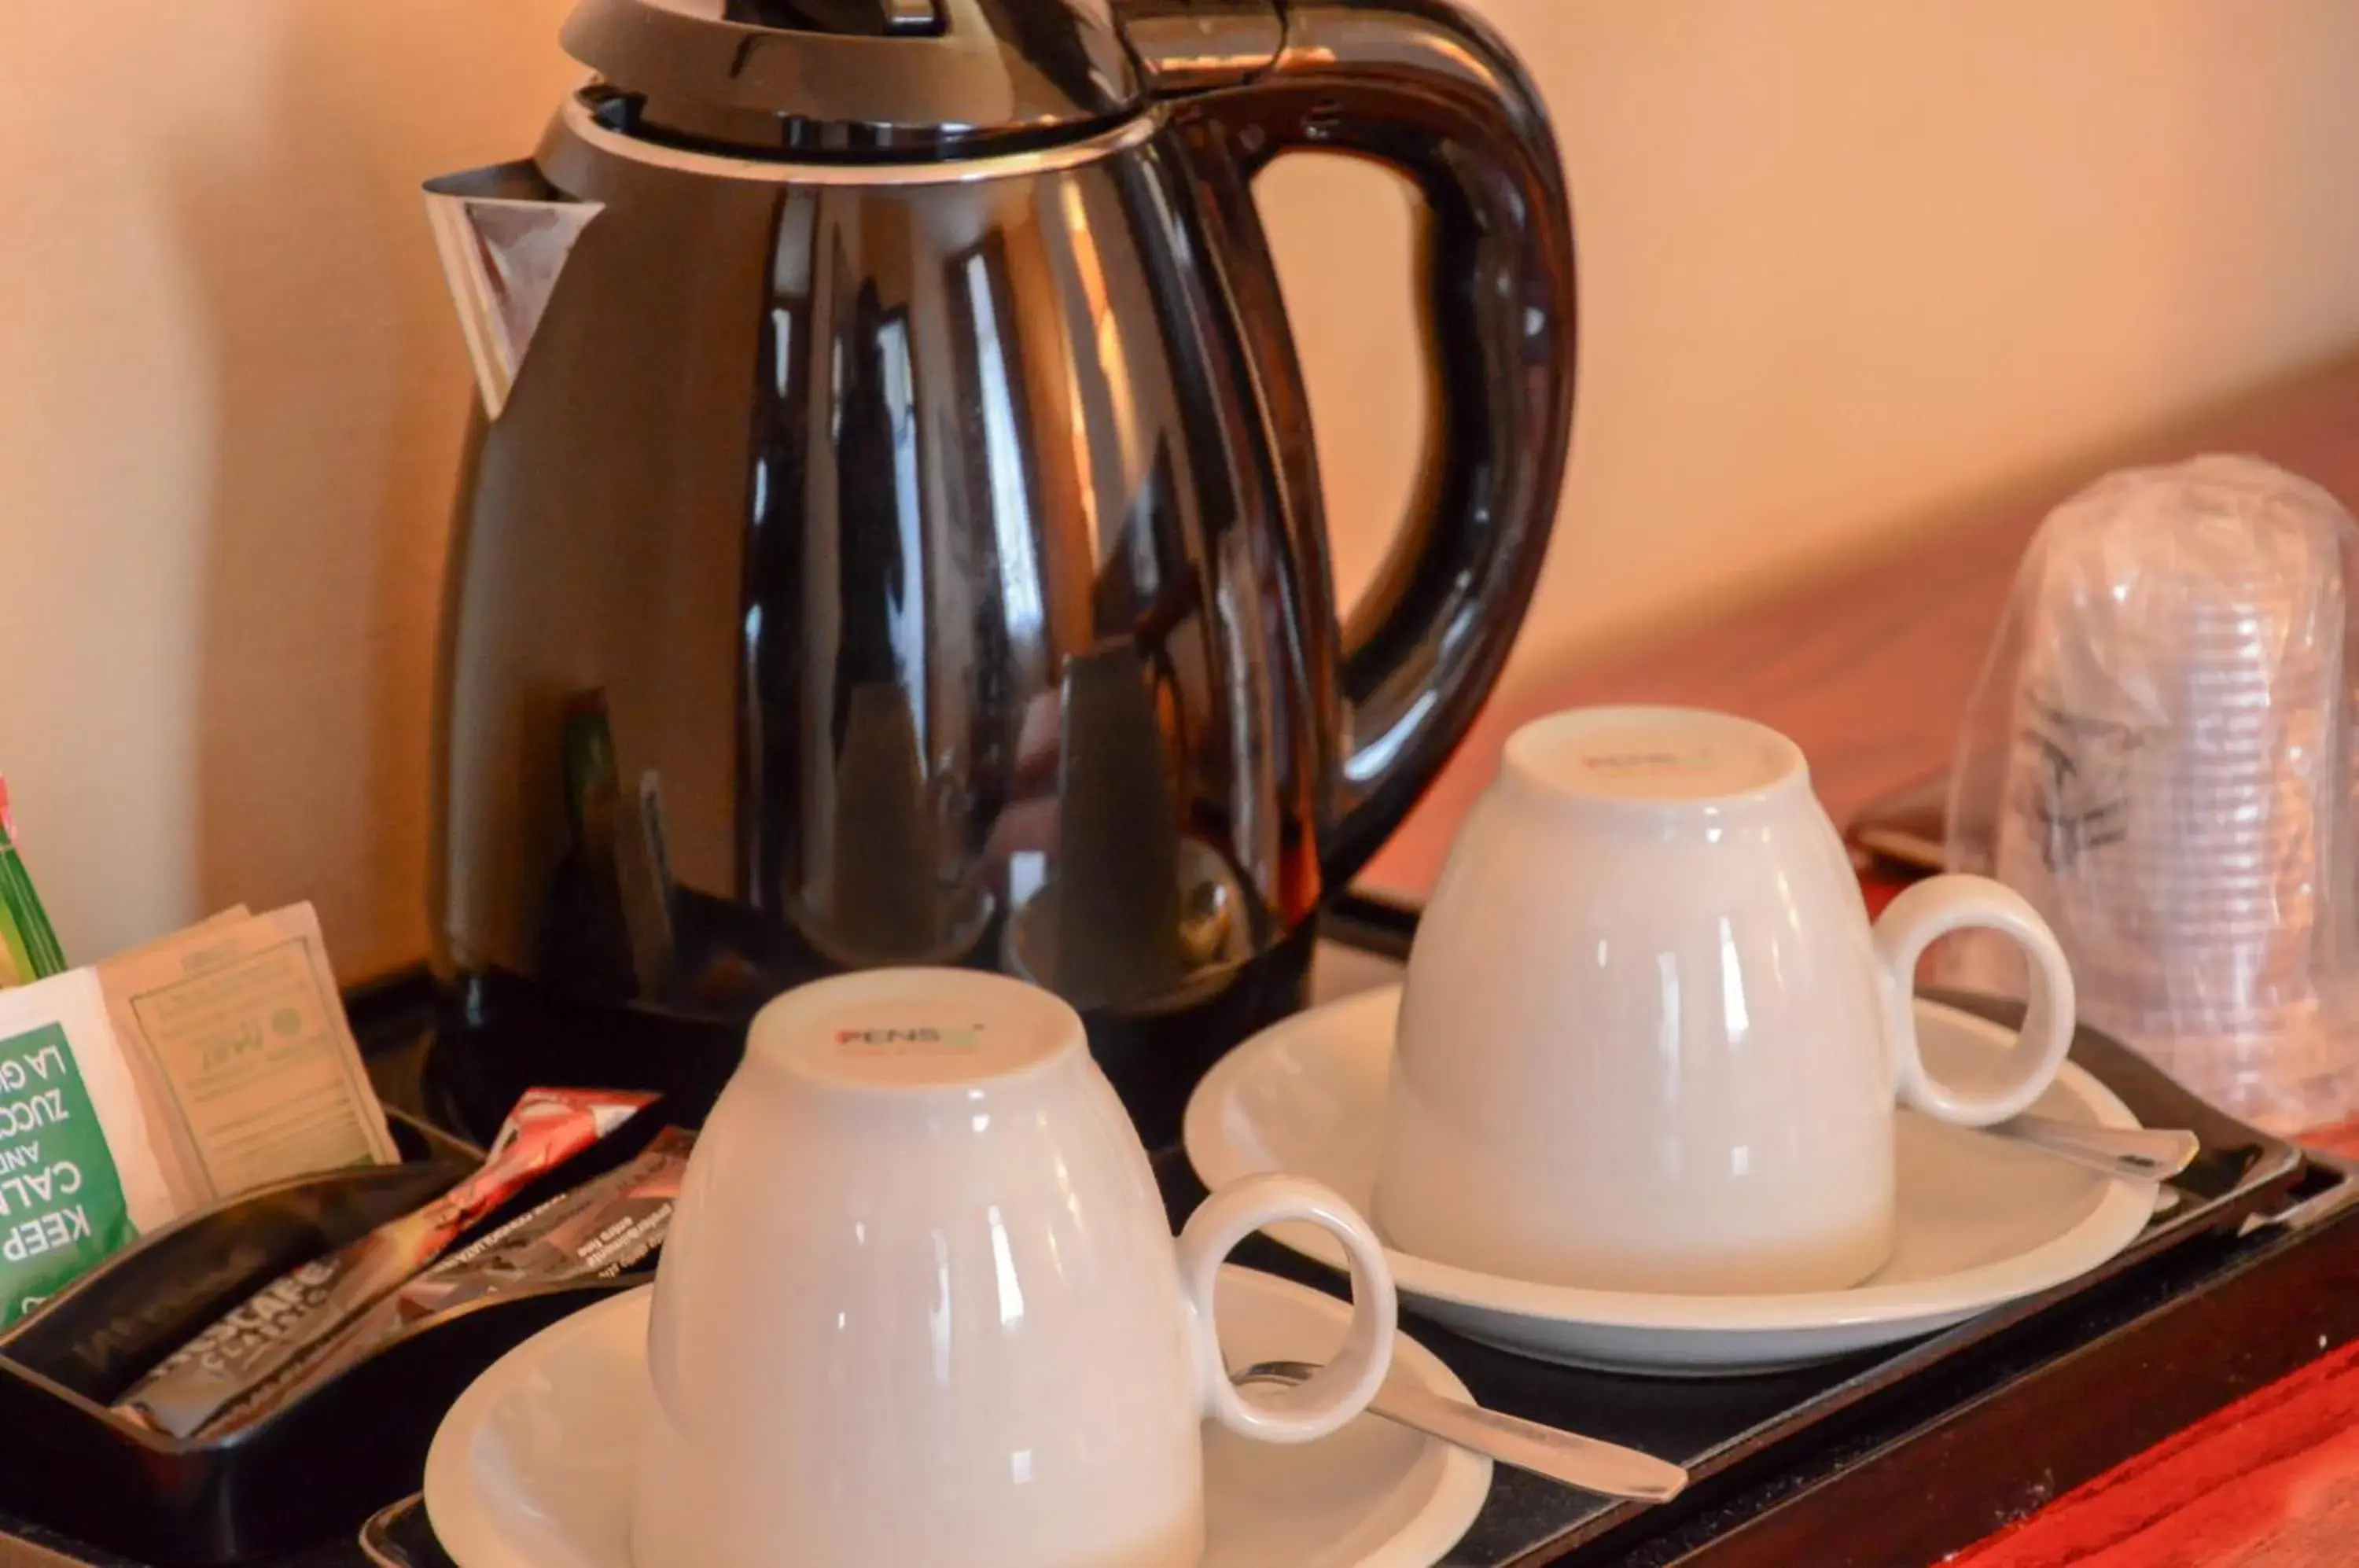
[
  {"x1": 97, "y1": 904, "x2": 398, "y2": 1209},
  {"x1": 207, "y1": 1127, "x2": 694, "y2": 1434},
  {"x1": 116, "y1": 1087, "x2": 653, "y2": 1437}
]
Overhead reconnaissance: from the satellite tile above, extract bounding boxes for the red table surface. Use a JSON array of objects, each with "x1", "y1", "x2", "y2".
[{"x1": 1949, "y1": 1304, "x2": 2359, "y2": 1567}]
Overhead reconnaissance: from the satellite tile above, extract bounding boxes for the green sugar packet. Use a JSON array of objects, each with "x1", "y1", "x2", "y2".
[
  {"x1": 0, "y1": 971, "x2": 176, "y2": 1324},
  {"x1": 0, "y1": 782, "x2": 65, "y2": 986}
]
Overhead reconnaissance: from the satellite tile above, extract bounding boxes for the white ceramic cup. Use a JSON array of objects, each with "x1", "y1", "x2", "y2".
[
  {"x1": 1374, "y1": 706, "x2": 2078, "y2": 1296},
  {"x1": 633, "y1": 968, "x2": 1397, "y2": 1568}
]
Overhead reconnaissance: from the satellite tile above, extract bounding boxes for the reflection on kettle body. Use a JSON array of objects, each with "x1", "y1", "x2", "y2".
[
  {"x1": 791, "y1": 683, "x2": 992, "y2": 967},
  {"x1": 422, "y1": 0, "x2": 1575, "y2": 1143},
  {"x1": 1010, "y1": 642, "x2": 1191, "y2": 1011}
]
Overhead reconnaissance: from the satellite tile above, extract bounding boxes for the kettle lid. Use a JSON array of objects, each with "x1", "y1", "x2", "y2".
[{"x1": 561, "y1": 0, "x2": 1144, "y2": 159}]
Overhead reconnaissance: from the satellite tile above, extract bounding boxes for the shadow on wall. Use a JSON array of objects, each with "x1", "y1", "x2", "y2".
[
  {"x1": 1289, "y1": 0, "x2": 2359, "y2": 685},
  {"x1": 168, "y1": 2, "x2": 576, "y2": 977},
  {"x1": 1347, "y1": 0, "x2": 2359, "y2": 892}
]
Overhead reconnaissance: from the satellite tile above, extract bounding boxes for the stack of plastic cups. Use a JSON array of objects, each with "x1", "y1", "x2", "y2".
[{"x1": 1991, "y1": 455, "x2": 2359, "y2": 1132}]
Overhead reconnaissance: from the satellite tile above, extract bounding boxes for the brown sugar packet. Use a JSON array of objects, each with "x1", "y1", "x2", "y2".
[
  {"x1": 115, "y1": 1087, "x2": 653, "y2": 1437},
  {"x1": 204, "y1": 1127, "x2": 694, "y2": 1434}
]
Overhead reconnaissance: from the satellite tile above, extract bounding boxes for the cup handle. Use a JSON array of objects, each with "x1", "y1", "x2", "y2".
[
  {"x1": 1871, "y1": 874, "x2": 2078, "y2": 1128},
  {"x1": 1173, "y1": 1172, "x2": 1398, "y2": 1445}
]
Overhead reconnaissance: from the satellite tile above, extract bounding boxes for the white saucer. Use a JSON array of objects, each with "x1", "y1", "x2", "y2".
[
  {"x1": 1183, "y1": 987, "x2": 2158, "y2": 1375},
  {"x1": 424, "y1": 1270, "x2": 1489, "y2": 1568}
]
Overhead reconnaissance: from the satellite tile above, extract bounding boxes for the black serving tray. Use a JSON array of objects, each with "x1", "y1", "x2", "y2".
[
  {"x1": 0, "y1": 1096, "x2": 684, "y2": 1566},
  {"x1": 6, "y1": 904, "x2": 2359, "y2": 1568},
  {"x1": 294, "y1": 904, "x2": 2354, "y2": 1568}
]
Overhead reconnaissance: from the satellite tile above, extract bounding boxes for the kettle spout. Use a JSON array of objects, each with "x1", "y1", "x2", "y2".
[{"x1": 422, "y1": 162, "x2": 602, "y2": 419}]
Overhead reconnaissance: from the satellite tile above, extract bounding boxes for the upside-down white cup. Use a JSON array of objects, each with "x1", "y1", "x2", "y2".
[
  {"x1": 633, "y1": 968, "x2": 1397, "y2": 1568},
  {"x1": 1375, "y1": 707, "x2": 2078, "y2": 1296}
]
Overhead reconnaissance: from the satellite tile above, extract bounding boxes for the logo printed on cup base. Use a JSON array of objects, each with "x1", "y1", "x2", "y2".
[
  {"x1": 834, "y1": 1024, "x2": 988, "y2": 1056},
  {"x1": 1578, "y1": 749, "x2": 1713, "y2": 780}
]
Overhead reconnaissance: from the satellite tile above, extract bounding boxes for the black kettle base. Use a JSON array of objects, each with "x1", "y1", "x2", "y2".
[{"x1": 424, "y1": 924, "x2": 1316, "y2": 1149}]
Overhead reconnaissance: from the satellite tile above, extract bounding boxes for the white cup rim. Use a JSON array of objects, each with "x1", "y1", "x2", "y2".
[{"x1": 1500, "y1": 705, "x2": 1811, "y2": 818}]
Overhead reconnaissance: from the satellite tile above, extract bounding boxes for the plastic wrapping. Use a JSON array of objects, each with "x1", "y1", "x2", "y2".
[{"x1": 1946, "y1": 454, "x2": 2359, "y2": 1132}]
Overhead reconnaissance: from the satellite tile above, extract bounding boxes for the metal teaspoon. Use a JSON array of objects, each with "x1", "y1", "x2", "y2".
[
  {"x1": 1231, "y1": 1360, "x2": 1689, "y2": 1502},
  {"x1": 1988, "y1": 1113, "x2": 2201, "y2": 1182}
]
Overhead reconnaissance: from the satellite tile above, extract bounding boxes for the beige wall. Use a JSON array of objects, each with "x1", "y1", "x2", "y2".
[
  {"x1": 6, "y1": 1, "x2": 2359, "y2": 976},
  {"x1": 1275, "y1": 0, "x2": 2359, "y2": 655},
  {"x1": 0, "y1": 1, "x2": 577, "y2": 974}
]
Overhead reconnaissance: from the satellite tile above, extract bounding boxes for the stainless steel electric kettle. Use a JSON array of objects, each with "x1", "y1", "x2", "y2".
[{"x1": 422, "y1": 0, "x2": 1574, "y2": 1142}]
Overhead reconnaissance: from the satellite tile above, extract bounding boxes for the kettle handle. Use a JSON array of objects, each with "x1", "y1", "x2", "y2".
[{"x1": 1176, "y1": 0, "x2": 1577, "y2": 883}]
